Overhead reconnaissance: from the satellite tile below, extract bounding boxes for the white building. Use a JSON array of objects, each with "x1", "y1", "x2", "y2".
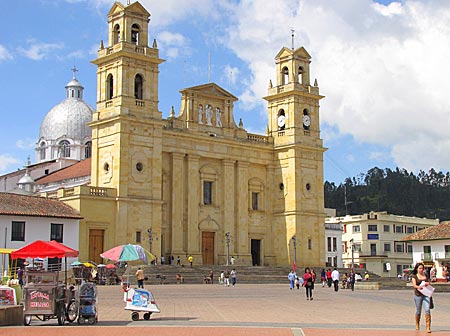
[
  {"x1": 324, "y1": 208, "x2": 343, "y2": 267},
  {"x1": 326, "y1": 211, "x2": 439, "y2": 277},
  {"x1": 403, "y1": 221, "x2": 450, "y2": 280},
  {"x1": 0, "y1": 193, "x2": 81, "y2": 274}
]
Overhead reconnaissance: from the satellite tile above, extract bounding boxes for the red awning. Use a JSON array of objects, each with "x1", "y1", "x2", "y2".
[{"x1": 11, "y1": 240, "x2": 79, "y2": 259}]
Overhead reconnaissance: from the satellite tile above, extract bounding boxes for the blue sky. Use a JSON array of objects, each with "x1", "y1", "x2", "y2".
[{"x1": 2, "y1": 0, "x2": 450, "y2": 184}]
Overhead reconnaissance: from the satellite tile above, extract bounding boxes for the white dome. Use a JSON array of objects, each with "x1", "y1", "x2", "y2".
[
  {"x1": 39, "y1": 98, "x2": 94, "y2": 140},
  {"x1": 39, "y1": 73, "x2": 94, "y2": 141}
]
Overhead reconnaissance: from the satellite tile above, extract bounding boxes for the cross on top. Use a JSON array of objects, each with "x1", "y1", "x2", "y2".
[{"x1": 71, "y1": 66, "x2": 78, "y2": 79}]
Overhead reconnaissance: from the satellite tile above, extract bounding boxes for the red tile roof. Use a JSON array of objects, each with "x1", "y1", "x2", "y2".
[
  {"x1": 0, "y1": 193, "x2": 82, "y2": 219},
  {"x1": 36, "y1": 158, "x2": 91, "y2": 185},
  {"x1": 402, "y1": 221, "x2": 450, "y2": 241}
]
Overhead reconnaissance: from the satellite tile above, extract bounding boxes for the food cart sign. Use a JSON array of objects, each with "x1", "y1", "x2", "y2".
[{"x1": 26, "y1": 289, "x2": 52, "y2": 310}]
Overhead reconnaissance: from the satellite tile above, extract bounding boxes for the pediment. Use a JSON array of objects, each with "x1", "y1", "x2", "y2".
[
  {"x1": 108, "y1": 1, "x2": 150, "y2": 17},
  {"x1": 108, "y1": 2, "x2": 125, "y2": 16},
  {"x1": 275, "y1": 46, "x2": 311, "y2": 60},
  {"x1": 198, "y1": 215, "x2": 220, "y2": 231},
  {"x1": 180, "y1": 83, "x2": 238, "y2": 102},
  {"x1": 126, "y1": 1, "x2": 151, "y2": 17}
]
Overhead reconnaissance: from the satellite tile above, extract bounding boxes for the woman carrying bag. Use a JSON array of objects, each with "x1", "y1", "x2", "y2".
[
  {"x1": 302, "y1": 267, "x2": 314, "y2": 301},
  {"x1": 411, "y1": 263, "x2": 433, "y2": 333}
]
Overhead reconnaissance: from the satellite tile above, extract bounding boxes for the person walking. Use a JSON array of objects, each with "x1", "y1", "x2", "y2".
[
  {"x1": 188, "y1": 255, "x2": 193, "y2": 267},
  {"x1": 135, "y1": 267, "x2": 145, "y2": 288},
  {"x1": 331, "y1": 267, "x2": 340, "y2": 292},
  {"x1": 230, "y1": 268, "x2": 237, "y2": 286},
  {"x1": 302, "y1": 267, "x2": 314, "y2": 300},
  {"x1": 411, "y1": 262, "x2": 432, "y2": 333},
  {"x1": 348, "y1": 270, "x2": 355, "y2": 291},
  {"x1": 326, "y1": 268, "x2": 333, "y2": 288},
  {"x1": 288, "y1": 269, "x2": 296, "y2": 290},
  {"x1": 224, "y1": 268, "x2": 230, "y2": 287},
  {"x1": 320, "y1": 268, "x2": 326, "y2": 287},
  {"x1": 176, "y1": 256, "x2": 181, "y2": 266}
]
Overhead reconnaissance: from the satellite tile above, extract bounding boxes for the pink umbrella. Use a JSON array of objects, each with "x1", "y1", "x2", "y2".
[
  {"x1": 100, "y1": 245, "x2": 124, "y2": 261},
  {"x1": 105, "y1": 263, "x2": 116, "y2": 269}
]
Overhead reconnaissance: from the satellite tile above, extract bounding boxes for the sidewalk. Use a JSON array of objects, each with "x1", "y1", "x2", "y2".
[{"x1": 3, "y1": 283, "x2": 450, "y2": 335}]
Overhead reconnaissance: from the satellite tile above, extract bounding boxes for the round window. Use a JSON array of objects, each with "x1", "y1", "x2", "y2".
[
  {"x1": 306, "y1": 183, "x2": 311, "y2": 191},
  {"x1": 103, "y1": 162, "x2": 110, "y2": 172},
  {"x1": 136, "y1": 162, "x2": 143, "y2": 172}
]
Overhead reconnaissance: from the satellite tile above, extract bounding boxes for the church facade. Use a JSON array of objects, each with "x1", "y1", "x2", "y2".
[{"x1": 46, "y1": 1, "x2": 326, "y2": 267}]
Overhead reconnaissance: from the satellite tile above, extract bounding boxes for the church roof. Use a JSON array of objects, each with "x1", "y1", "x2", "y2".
[
  {"x1": 0, "y1": 193, "x2": 82, "y2": 219},
  {"x1": 402, "y1": 221, "x2": 450, "y2": 241},
  {"x1": 36, "y1": 158, "x2": 91, "y2": 185}
]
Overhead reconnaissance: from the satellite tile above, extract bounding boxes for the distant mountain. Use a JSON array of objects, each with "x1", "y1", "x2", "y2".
[{"x1": 324, "y1": 167, "x2": 450, "y2": 220}]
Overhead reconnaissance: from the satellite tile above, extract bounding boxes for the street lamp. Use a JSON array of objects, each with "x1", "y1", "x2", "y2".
[
  {"x1": 349, "y1": 238, "x2": 354, "y2": 271},
  {"x1": 147, "y1": 228, "x2": 153, "y2": 253},
  {"x1": 225, "y1": 232, "x2": 231, "y2": 266},
  {"x1": 291, "y1": 236, "x2": 297, "y2": 266}
]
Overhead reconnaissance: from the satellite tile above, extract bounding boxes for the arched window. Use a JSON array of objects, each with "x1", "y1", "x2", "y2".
[
  {"x1": 134, "y1": 74, "x2": 143, "y2": 99},
  {"x1": 39, "y1": 142, "x2": 46, "y2": 161},
  {"x1": 298, "y1": 66, "x2": 304, "y2": 84},
  {"x1": 84, "y1": 141, "x2": 92, "y2": 159},
  {"x1": 114, "y1": 24, "x2": 121, "y2": 44},
  {"x1": 107, "y1": 74, "x2": 114, "y2": 100},
  {"x1": 59, "y1": 140, "x2": 70, "y2": 158},
  {"x1": 282, "y1": 67, "x2": 289, "y2": 85},
  {"x1": 131, "y1": 24, "x2": 140, "y2": 44}
]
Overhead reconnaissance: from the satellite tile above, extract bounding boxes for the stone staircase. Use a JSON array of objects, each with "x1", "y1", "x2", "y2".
[{"x1": 122, "y1": 264, "x2": 310, "y2": 286}]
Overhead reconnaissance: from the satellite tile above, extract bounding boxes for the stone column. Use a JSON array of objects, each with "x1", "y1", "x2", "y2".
[
  {"x1": 171, "y1": 152, "x2": 184, "y2": 253},
  {"x1": 222, "y1": 159, "x2": 235, "y2": 261},
  {"x1": 236, "y1": 161, "x2": 249, "y2": 254},
  {"x1": 186, "y1": 154, "x2": 200, "y2": 254}
]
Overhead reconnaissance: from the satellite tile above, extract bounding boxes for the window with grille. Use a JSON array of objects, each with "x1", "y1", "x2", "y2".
[{"x1": 11, "y1": 221, "x2": 25, "y2": 241}]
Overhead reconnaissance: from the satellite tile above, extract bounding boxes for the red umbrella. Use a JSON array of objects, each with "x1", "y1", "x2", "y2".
[
  {"x1": 11, "y1": 240, "x2": 78, "y2": 259},
  {"x1": 106, "y1": 263, "x2": 116, "y2": 269}
]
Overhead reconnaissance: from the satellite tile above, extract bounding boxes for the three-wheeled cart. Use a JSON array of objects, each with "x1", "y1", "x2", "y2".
[
  {"x1": 123, "y1": 286, "x2": 160, "y2": 321},
  {"x1": 21, "y1": 270, "x2": 77, "y2": 326},
  {"x1": 77, "y1": 281, "x2": 98, "y2": 324}
]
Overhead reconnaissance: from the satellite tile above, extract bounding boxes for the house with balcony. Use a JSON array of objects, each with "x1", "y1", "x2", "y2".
[
  {"x1": 326, "y1": 211, "x2": 439, "y2": 277},
  {"x1": 402, "y1": 221, "x2": 450, "y2": 280},
  {"x1": 324, "y1": 208, "x2": 343, "y2": 267}
]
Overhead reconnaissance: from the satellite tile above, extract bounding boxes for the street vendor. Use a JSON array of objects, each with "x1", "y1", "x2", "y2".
[{"x1": 136, "y1": 267, "x2": 145, "y2": 288}]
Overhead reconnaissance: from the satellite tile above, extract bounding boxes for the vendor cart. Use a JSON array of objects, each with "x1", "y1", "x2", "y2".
[
  {"x1": 124, "y1": 286, "x2": 160, "y2": 321},
  {"x1": 21, "y1": 270, "x2": 77, "y2": 325},
  {"x1": 10, "y1": 240, "x2": 79, "y2": 326}
]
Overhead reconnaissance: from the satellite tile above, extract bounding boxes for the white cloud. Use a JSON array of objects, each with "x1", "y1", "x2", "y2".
[
  {"x1": 18, "y1": 40, "x2": 64, "y2": 60},
  {"x1": 16, "y1": 138, "x2": 35, "y2": 150},
  {"x1": 372, "y1": 2, "x2": 403, "y2": 17},
  {"x1": 157, "y1": 31, "x2": 190, "y2": 61},
  {"x1": 219, "y1": 0, "x2": 450, "y2": 173},
  {"x1": 0, "y1": 155, "x2": 20, "y2": 174},
  {"x1": 0, "y1": 45, "x2": 13, "y2": 61}
]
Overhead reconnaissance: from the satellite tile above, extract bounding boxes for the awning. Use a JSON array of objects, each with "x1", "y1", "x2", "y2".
[{"x1": 11, "y1": 240, "x2": 79, "y2": 259}]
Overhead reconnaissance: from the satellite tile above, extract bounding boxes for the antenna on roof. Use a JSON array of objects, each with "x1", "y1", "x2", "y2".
[
  {"x1": 208, "y1": 52, "x2": 211, "y2": 83},
  {"x1": 291, "y1": 29, "x2": 295, "y2": 50}
]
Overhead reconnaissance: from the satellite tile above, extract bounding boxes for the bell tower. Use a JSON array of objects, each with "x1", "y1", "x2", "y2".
[
  {"x1": 264, "y1": 46, "x2": 326, "y2": 266},
  {"x1": 89, "y1": 1, "x2": 164, "y2": 252}
]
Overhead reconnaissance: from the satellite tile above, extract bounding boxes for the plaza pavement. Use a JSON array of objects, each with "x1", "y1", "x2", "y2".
[{"x1": 3, "y1": 283, "x2": 450, "y2": 335}]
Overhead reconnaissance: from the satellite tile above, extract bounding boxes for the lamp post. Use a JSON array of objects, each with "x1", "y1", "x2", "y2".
[
  {"x1": 291, "y1": 236, "x2": 297, "y2": 266},
  {"x1": 147, "y1": 228, "x2": 153, "y2": 253},
  {"x1": 225, "y1": 232, "x2": 231, "y2": 266},
  {"x1": 350, "y1": 238, "x2": 354, "y2": 271}
]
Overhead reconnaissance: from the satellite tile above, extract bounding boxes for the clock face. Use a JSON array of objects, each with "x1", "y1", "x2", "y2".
[
  {"x1": 278, "y1": 115, "x2": 286, "y2": 127},
  {"x1": 302, "y1": 115, "x2": 311, "y2": 127}
]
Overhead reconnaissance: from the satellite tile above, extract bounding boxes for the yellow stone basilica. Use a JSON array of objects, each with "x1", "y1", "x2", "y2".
[{"x1": 53, "y1": 1, "x2": 326, "y2": 267}]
